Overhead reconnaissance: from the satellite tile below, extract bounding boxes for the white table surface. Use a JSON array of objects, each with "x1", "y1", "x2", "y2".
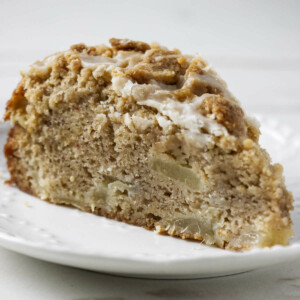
[{"x1": 0, "y1": 1, "x2": 300, "y2": 299}]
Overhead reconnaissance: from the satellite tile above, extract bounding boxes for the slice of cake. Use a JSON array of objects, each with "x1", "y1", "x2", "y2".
[{"x1": 4, "y1": 38, "x2": 294, "y2": 250}]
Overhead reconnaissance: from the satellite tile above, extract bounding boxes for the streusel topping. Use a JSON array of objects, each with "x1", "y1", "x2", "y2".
[{"x1": 20, "y1": 38, "x2": 254, "y2": 145}]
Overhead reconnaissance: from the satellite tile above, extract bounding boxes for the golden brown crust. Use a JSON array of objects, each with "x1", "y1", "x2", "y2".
[{"x1": 4, "y1": 84, "x2": 27, "y2": 122}]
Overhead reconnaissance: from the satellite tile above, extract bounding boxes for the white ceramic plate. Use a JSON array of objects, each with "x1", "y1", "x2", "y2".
[{"x1": 0, "y1": 118, "x2": 299, "y2": 279}]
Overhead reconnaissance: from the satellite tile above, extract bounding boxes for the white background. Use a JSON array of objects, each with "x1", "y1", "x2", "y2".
[{"x1": 0, "y1": 0, "x2": 300, "y2": 299}]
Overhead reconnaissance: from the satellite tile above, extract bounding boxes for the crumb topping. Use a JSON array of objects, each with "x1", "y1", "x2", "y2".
[{"x1": 9, "y1": 38, "x2": 253, "y2": 145}]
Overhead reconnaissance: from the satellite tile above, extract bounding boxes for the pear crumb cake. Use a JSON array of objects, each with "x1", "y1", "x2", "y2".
[{"x1": 4, "y1": 38, "x2": 294, "y2": 250}]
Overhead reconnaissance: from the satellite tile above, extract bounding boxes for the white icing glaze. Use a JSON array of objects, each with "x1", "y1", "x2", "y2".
[
  {"x1": 156, "y1": 115, "x2": 173, "y2": 132},
  {"x1": 80, "y1": 51, "x2": 143, "y2": 69},
  {"x1": 79, "y1": 53, "x2": 116, "y2": 68},
  {"x1": 113, "y1": 51, "x2": 144, "y2": 67},
  {"x1": 124, "y1": 113, "x2": 132, "y2": 127},
  {"x1": 245, "y1": 115, "x2": 261, "y2": 129},
  {"x1": 132, "y1": 115, "x2": 154, "y2": 131},
  {"x1": 111, "y1": 75, "x2": 230, "y2": 147},
  {"x1": 21, "y1": 53, "x2": 62, "y2": 76},
  {"x1": 185, "y1": 73, "x2": 233, "y2": 101},
  {"x1": 138, "y1": 95, "x2": 228, "y2": 147},
  {"x1": 111, "y1": 77, "x2": 158, "y2": 99},
  {"x1": 21, "y1": 61, "x2": 49, "y2": 76}
]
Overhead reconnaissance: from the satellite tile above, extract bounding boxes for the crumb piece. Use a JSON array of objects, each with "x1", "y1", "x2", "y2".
[
  {"x1": 110, "y1": 38, "x2": 150, "y2": 52},
  {"x1": 70, "y1": 43, "x2": 88, "y2": 53},
  {"x1": 199, "y1": 95, "x2": 246, "y2": 136},
  {"x1": 126, "y1": 49, "x2": 187, "y2": 84},
  {"x1": 243, "y1": 138, "x2": 254, "y2": 149}
]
